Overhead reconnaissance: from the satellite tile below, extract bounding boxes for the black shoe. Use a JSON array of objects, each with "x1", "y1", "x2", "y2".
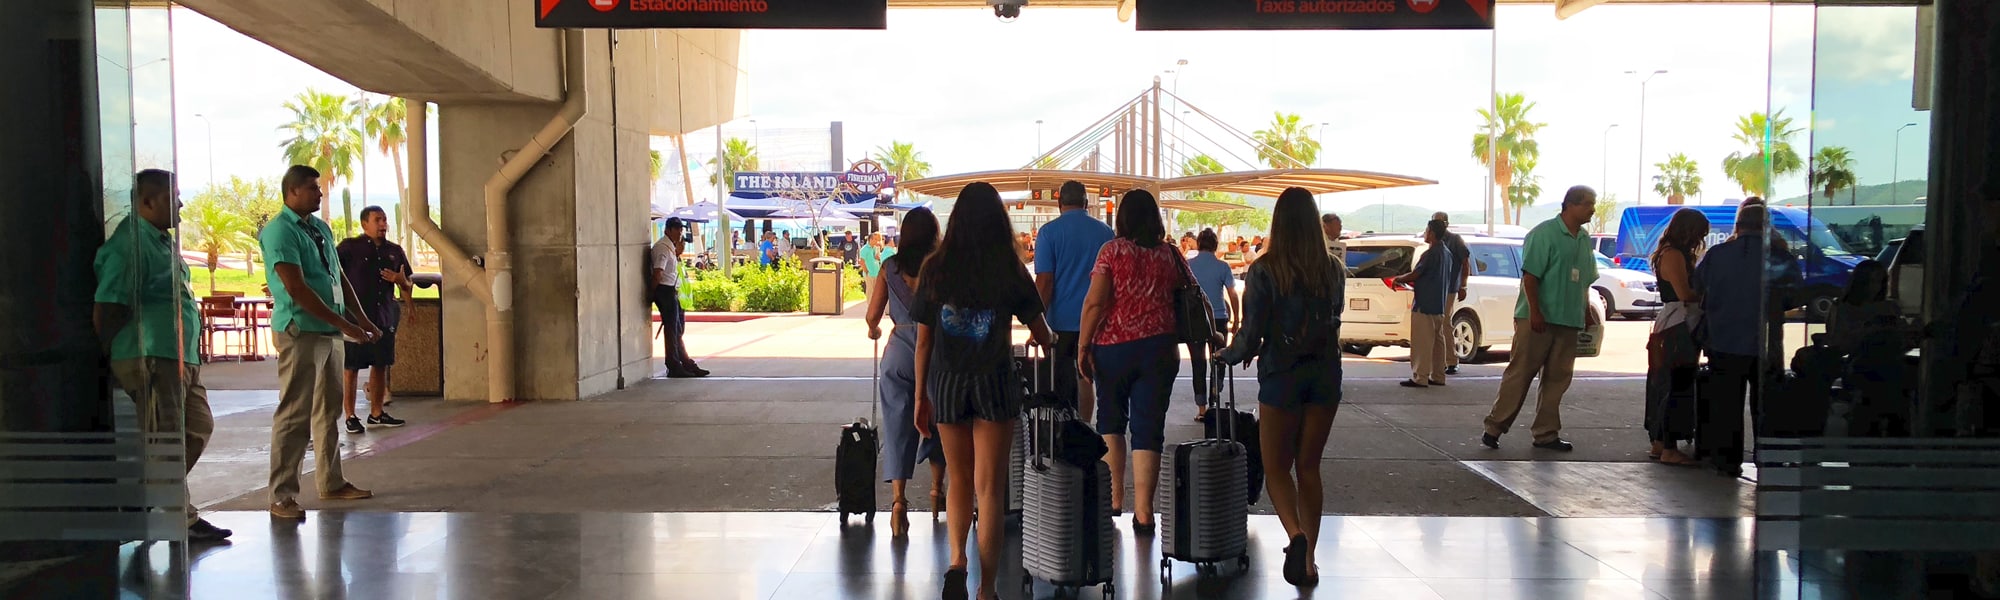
[
  {"x1": 1399, "y1": 380, "x2": 1428, "y2": 389},
  {"x1": 1282, "y1": 534, "x2": 1309, "y2": 586},
  {"x1": 1480, "y1": 433, "x2": 1500, "y2": 449},
  {"x1": 188, "y1": 518, "x2": 232, "y2": 541},
  {"x1": 943, "y1": 567, "x2": 969, "y2": 600},
  {"x1": 1445, "y1": 366, "x2": 1460, "y2": 375},
  {"x1": 1133, "y1": 518, "x2": 1156, "y2": 536},
  {"x1": 1428, "y1": 380, "x2": 1447, "y2": 387},
  {"x1": 666, "y1": 369, "x2": 701, "y2": 379},
  {"x1": 367, "y1": 413, "x2": 406, "y2": 428},
  {"x1": 344, "y1": 417, "x2": 364, "y2": 434},
  {"x1": 684, "y1": 364, "x2": 711, "y2": 376},
  {"x1": 1533, "y1": 439, "x2": 1576, "y2": 452}
]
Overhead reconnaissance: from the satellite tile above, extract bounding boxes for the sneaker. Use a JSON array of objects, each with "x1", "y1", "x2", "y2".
[
  {"x1": 666, "y1": 369, "x2": 702, "y2": 379},
  {"x1": 1480, "y1": 433, "x2": 1501, "y2": 449},
  {"x1": 1399, "y1": 380, "x2": 1429, "y2": 389},
  {"x1": 1445, "y1": 365, "x2": 1460, "y2": 375},
  {"x1": 344, "y1": 417, "x2": 364, "y2": 434},
  {"x1": 320, "y1": 484, "x2": 374, "y2": 501},
  {"x1": 1532, "y1": 439, "x2": 1576, "y2": 452},
  {"x1": 684, "y1": 363, "x2": 711, "y2": 376},
  {"x1": 269, "y1": 499, "x2": 305, "y2": 520},
  {"x1": 367, "y1": 413, "x2": 406, "y2": 428},
  {"x1": 188, "y1": 518, "x2": 233, "y2": 541}
]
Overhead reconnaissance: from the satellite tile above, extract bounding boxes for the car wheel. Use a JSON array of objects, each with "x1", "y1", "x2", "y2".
[
  {"x1": 1341, "y1": 344, "x2": 1374, "y2": 357},
  {"x1": 1451, "y1": 312, "x2": 1482, "y2": 364},
  {"x1": 1594, "y1": 287, "x2": 1616, "y2": 322},
  {"x1": 1805, "y1": 285, "x2": 1841, "y2": 323}
]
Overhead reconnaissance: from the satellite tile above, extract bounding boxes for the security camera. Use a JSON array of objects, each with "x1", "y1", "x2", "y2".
[{"x1": 988, "y1": 0, "x2": 1025, "y2": 21}]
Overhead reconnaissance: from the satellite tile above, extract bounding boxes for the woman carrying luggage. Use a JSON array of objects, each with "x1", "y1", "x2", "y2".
[
  {"x1": 1077, "y1": 189, "x2": 1194, "y2": 534},
  {"x1": 1646, "y1": 208, "x2": 1708, "y2": 466},
  {"x1": 864, "y1": 207, "x2": 944, "y2": 538},
  {"x1": 912, "y1": 183, "x2": 1055, "y2": 600},
  {"x1": 1216, "y1": 187, "x2": 1346, "y2": 587}
]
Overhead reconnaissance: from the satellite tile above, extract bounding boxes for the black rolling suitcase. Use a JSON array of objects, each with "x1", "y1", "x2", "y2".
[
  {"x1": 1160, "y1": 360, "x2": 1252, "y2": 582},
  {"x1": 836, "y1": 340, "x2": 881, "y2": 525},
  {"x1": 1201, "y1": 358, "x2": 1262, "y2": 506}
]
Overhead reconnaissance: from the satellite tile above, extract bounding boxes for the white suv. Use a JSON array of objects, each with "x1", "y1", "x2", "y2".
[{"x1": 1340, "y1": 235, "x2": 1604, "y2": 363}]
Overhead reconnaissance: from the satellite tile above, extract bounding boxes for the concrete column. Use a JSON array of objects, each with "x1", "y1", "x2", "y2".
[{"x1": 1918, "y1": 0, "x2": 2000, "y2": 434}]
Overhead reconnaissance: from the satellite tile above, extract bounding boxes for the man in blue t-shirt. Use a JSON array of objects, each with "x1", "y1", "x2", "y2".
[
  {"x1": 1186, "y1": 229, "x2": 1239, "y2": 419},
  {"x1": 758, "y1": 231, "x2": 779, "y2": 268},
  {"x1": 1034, "y1": 181, "x2": 1114, "y2": 409}
]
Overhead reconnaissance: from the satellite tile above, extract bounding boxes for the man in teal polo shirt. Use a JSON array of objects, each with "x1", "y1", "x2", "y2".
[
  {"x1": 1481, "y1": 185, "x2": 1602, "y2": 452},
  {"x1": 93, "y1": 169, "x2": 230, "y2": 542},
  {"x1": 262, "y1": 165, "x2": 380, "y2": 520}
]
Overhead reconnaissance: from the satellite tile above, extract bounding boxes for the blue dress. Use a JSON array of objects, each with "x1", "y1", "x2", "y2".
[{"x1": 879, "y1": 260, "x2": 941, "y2": 481}]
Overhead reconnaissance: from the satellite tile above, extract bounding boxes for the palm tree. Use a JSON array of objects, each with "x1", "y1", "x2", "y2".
[
  {"x1": 649, "y1": 149, "x2": 664, "y2": 182},
  {"x1": 278, "y1": 88, "x2": 364, "y2": 202},
  {"x1": 181, "y1": 199, "x2": 255, "y2": 294},
  {"x1": 1471, "y1": 93, "x2": 1546, "y2": 225},
  {"x1": 361, "y1": 97, "x2": 411, "y2": 207},
  {"x1": 1252, "y1": 112, "x2": 1320, "y2": 169},
  {"x1": 1505, "y1": 155, "x2": 1543, "y2": 224},
  {"x1": 1651, "y1": 153, "x2": 1703, "y2": 205},
  {"x1": 1594, "y1": 192, "x2": 1622, "y2": 232},
  {"x1": 874, "y1": 141, "x2": 932, "y2": 202},
  {"x1": 708, "y1": 138, "x2": 759, "y2": 191},
  {"x1": 1720, "y1": 110, "x2": 1805, "y2": 197},
  {"x1": 1810, "y1": 145, "x2": 1859, "y2": 205}
]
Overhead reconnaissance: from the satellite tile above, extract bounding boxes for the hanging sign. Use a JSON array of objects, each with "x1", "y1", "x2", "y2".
[
  {"x1": 734, "y1": 172, "x2": 841, "y2": 194},
  {"x1": 1136, "y1": 0, "x2": 1493, "y2": 31},
  {"x1": 841, "y1": 160, "x2": 895, "y2": 194},
  {"x1": 536, "y1": 0, "x2": 887, "y2": 30}
]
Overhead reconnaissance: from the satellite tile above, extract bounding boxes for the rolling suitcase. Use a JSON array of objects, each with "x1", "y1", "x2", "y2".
[
  {"x1": 1201, "y1": 359, "x2": 1262, "y2": 506},
  {"x1": 835, "y1": 340, "x2": 881, "y2": 525},
  {"x1": 1009, "y1": 343, "x2": 1066, "y2": 523},
  {"x1": 1020, "y1": 404, "x2": 1116, "y2": 599},
  {"x1": 1159, "y1": 360, "x2": 1251, "y2": 582}
]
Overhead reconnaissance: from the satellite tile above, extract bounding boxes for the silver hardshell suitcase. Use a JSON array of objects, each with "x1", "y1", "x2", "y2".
[
  {"x1": 1158, "y1": 359, "x2": 1251, "y2": 581},
  {"x1": 1019, "y1": 403, "x2": 1116, "y2": 599}
]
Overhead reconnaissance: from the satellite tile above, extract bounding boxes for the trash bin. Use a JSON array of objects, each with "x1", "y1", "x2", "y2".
[{"x1": 808, "y1": 257, "x2": 845, "y2": 315}]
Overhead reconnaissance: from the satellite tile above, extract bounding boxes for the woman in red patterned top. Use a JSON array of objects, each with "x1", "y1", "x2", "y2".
[{"x1": 1077, "y1": 189, "x2": 1199, "y2": 534}]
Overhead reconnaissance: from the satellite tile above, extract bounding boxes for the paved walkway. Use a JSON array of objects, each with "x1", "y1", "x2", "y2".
[{"x1": 189, "y1": 305, "x2": 1751, "y2": 519}]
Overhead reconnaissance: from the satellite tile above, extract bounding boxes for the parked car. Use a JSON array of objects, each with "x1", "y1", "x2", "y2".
[
  {"x1": 1880, "y1": 226, "x2": 1925, "y2": 317},
  {"x1": 1592, "y1": 234, "x2": 1619, "y2": 264},
  {"x1": 1594, "y1": 253, "x2": 1660, "y2": 320},
  {"x1": 1340, "y1": 235, "x2": 1605, "y2": 363}
]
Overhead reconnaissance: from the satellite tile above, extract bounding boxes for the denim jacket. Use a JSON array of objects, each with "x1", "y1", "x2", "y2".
[{"x1": 1219, "y1": 260, "x2": 1346, "y2": 376}]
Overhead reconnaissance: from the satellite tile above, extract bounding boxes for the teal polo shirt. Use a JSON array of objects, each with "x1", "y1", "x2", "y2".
[
  {"x1": 93, "y1": 216, "x2": 200, "y2": 364},
  {"x1": 260, "y1": 208, "x2": 346, "y2": 334},
  {"x1": 1514, "y1": 217, "x2": 1598, "y2": 329}
]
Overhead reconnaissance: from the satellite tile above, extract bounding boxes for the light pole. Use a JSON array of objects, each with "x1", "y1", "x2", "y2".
[
  {"x1": 1035, "y1": 119, "x2": 1044, "y2": 166},
  {"x1": 192, "y1": 113, "x2": 215, "y2": 188},
  {"x1": 1627, "y1": 69, "x2": 1667, "y2": 205},
  {"x1": 1893, "y1": 122, "x2": 1919, "y2": 204},
  {"x1": 1600, "y1": 123, "x2": 1619, "y2": 200},
  {"x1": 1315, "y1": 122, "x2": 1329, "y2": 168},
  {"x1": 750, "y1": 119, "x2": 759, "y2": 152}
]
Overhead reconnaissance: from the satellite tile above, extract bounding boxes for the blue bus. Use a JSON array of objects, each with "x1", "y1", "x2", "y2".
[{"x1": 1613, "y1": 205, "x2": 1863, "y2": 320}]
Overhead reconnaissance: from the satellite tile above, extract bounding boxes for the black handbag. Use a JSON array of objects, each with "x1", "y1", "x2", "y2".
[{"x1": 1168, "y1": 250, "x2": 1215, "y2": 345}]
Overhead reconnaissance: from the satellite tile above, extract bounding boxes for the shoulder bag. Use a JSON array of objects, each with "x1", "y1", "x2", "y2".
[{"x1": 1167, "y1": 249, "x2": 1215, "y2": 344}]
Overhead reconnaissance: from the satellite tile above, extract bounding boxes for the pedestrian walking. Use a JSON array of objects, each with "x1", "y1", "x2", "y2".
[
  {"x1": 336, "y1": 206, "x2": 413, "y2": 433},
  {"x1": 262, "y1": 165, "x2": 378, "y2": 520},
  {"x1": 1320, "y1": 213, "x2": 1346, "y2": 264},
  {"x1": 913, "y1": 183, "x2": 1054, "y2": 600},
  {"x1": 93, "y1": 169, "x2": 231, "y2": 541},
  {"x1": 1694, "y1": 203, "x2": 1799, "y2": 476},
  {"x1": 1480, "y1": 185, "x2": 1602, "y2": 452},
  {"x1": 1034, "y1": 181, "x2": 1115, "y2": 414},
  {"x1": 1395, "y1": 219, "x2": 1456, "y2": 388},
  {"x1": 1077, "y1": 189, "x2": 1196, "y2": 534},
  {"x1": 1430, "y1": 211, "x2": 1471, "y2": 374},
  {"x1": 653, "y1": 218, "x2": 707, "y2": 378},
  {"x1": 1216, "y1": 187, "x2": 1346, "y2": 588},
  {"x1": 1645, "y1": 208, "x2": 1708, "y2": 466},
  {"x1": 863, "y1": 207, "x2": 944, "y2": 539},
  {"x1": 1187, "y1": 229, "x2": 1240, "y2": 422}
]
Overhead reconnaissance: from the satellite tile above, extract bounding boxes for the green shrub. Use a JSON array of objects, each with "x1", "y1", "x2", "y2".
[
  {"x1": 686, "y1": 277, "x2": 741, "y2": 312},
  {"x1": 738, "y1": 258, "x2": 809, "y2": 312},
  {"x1": 843, "y1": 264, "x2": 867, "y2": 302}
]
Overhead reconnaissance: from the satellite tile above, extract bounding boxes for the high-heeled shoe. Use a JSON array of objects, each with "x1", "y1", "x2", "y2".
[
  {"x1": 930, "y1": 490, "x2": 943, "y2": 523},
  {"x1": 942, "y1": 567, "x2": 969, "y2": 600},
  {"x1": 890, "y1": 499, "x2": 910, "y2": 538},
  {"x1": 1282, "y1": 534, "x2": 1309, "y2": 586}
]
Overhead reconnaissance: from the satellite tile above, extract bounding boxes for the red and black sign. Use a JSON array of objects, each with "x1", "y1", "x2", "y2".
[
  {"x1": 1136, "y1": 0, "x2": 1493, "y2": 31},
  {"x1": 536, "y1": 0, "x2": 887, "y2": 30}
]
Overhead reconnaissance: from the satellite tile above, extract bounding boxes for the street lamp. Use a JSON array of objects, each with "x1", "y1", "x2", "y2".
[
  {"x1": 1600, "y1": 124, "x2": 1619, "y2": 200},
  {"x1": 1893, "y1": 122, "x2": 1919, "y2": 204},
  {"x1": 192, "y1": 113, "x2": 215, "y2": 188},
  {"x1": 1035, "y1": 119, "x2": 1044, "y2": 166},
  {"x1": 1626, "y1": 69, "x2": 1668, "y2": 205},
  {"x1": 1316, "y1": 122, "x2": 1329, "y2": 168},
  {"x1": 750, "y1": 119, "x2": 759, "y2": 151}
]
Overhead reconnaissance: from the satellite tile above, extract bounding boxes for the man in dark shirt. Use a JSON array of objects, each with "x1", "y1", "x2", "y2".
[
  {"x1": 336, "y1": 206, "x2": 413, "y2": 434},
  {"x1": 1432, "y1": 211, "x2": 1473, "y2": 374}
]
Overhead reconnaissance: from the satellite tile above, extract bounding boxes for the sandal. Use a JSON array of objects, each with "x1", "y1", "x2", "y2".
[
  {"x1": 1658, "y1": 450, "x2": 1700, "y2": 467},
  {"x1": 930, "y1": 490, "x2": 944, "y2": 523},
  {"x1": 1282, "y1": 534, "x2": 1308, "y2": 586},
  {"x1": 890, "y1": 499, "x2": 910, "y2": 538}
]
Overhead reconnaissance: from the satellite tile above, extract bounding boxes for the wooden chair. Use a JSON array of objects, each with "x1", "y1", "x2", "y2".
[{"x1": 199, "y1": 296, "x2": 248, "y2": 361}]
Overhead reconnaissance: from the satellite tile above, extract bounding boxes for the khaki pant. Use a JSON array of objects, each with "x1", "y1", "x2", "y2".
[
  {"x1": 270, "y1": 327, "x2": 349, "y2": 503},
  {"x1": 110, "y1": 358, "x2": 213, "y2": 525},
  {"x1": 1444, "y1": 296, "x2": 1461, "y2": 367},
  {"x1": 1482, "y1": 320, "x2": 1579, "y2": 443},
  {"x1": 1409, "y1": 312, "x2": 1450, "y2": 384}
]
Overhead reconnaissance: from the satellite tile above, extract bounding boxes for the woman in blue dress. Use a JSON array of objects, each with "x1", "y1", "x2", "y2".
[{"x1": 864, "y1": 207, "x2": 943, "y2": 538}]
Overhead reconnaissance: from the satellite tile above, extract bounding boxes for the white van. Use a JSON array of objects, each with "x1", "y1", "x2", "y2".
[{"x1": 1340, "y1": 235, "x2": 1604, "y2": 363}]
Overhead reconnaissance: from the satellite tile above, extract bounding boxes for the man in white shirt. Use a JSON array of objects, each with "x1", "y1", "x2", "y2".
[
  {"x1": 1322, "y1": 212, "x2": 1347, "y2": 263},
  {"x1": 652, "y1": 218, "x2": 706, "y2": 378}
]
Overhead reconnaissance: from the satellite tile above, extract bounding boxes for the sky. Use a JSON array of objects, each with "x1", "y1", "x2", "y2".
[{"x1": 165, "y1": 3, "x2": 1931, "y2": 223}]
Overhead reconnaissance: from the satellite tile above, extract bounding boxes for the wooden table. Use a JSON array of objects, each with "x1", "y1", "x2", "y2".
[{"x1": 232, "y1": 297, "x2": 272, "y2": 361}]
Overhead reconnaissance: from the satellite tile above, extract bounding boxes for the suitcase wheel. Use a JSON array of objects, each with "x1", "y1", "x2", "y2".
[
  {"x1": 1237, "y1": 556, "x2": 1249, "y2": 571},
  {"x1": 1020, "y1": 575, "x2": 1032, "y2": 599},
  {"x1": 864, "y1": 511, "x2": 874, "y2": 526},
  {"x1": 1102, "y1": 583, "x2": 1114, "y2": 599},
  {"x1": 1159, "y1": 558, "x2": 1172, "y2": 584}
]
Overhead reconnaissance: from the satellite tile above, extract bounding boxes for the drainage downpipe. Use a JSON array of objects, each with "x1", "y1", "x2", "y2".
[
  {"x1": 483, "y1": 29, "x2": 589, "y2": 403},
  {"x1": 404, "y1": 99, "x2": 490, "y2": 305}
]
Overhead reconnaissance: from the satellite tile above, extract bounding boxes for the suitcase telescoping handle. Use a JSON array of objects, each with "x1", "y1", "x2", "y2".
[
  {"x1": 1028, "y1": 343, "x2": 1059, "y2": 471},
  {"x1": 1215, "y1": 357, "x2": 1237, "y2": 443},
  {"x1": 868, "y1": 337, "x2": 880, "y2": 429}
]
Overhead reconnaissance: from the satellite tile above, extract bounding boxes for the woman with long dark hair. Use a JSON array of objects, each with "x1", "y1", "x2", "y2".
[
  {"x1": 912, "y1": 183, "x2": 1054, "y2": 600},
  {"x1": 1077, "y1": 189, "x2": 1200, "y2": 534},
  {"x1": 1645, "y1": 208, "x2": 1709, "y2": 466},
  {"x1": 864, "y1": 207, "x2": 943, "y2": 538},
  {"x1": 1216, "y1": 187, "x2": 1345, "y2": 587}
]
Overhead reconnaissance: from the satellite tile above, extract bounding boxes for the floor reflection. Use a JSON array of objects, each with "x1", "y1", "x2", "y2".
[{"x1": 156, "y1": 511, "x2": 1920, "y2": 599}]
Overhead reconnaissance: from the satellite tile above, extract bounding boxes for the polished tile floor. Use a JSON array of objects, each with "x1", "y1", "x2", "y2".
[{"x1": 132, "y1": 511, "x2": 1898, "y2": 599}]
